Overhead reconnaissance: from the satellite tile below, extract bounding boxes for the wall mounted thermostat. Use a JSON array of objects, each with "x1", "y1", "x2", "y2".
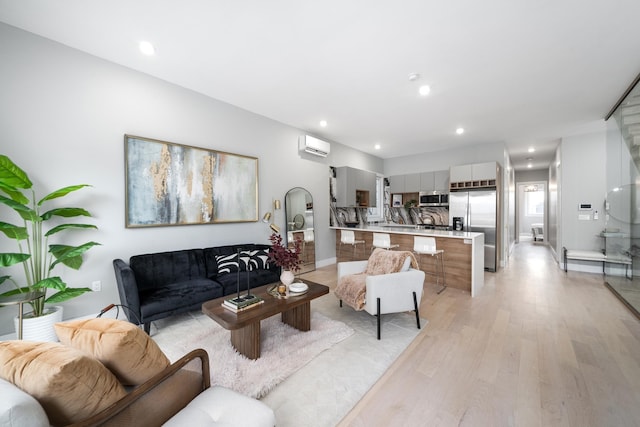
[{"x1": 578, "y1": 203, "x2": 593, "y2": 211}]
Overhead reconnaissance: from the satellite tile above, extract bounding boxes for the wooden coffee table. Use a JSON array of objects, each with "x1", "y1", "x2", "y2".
[{"x1": 202, "y1": 279, "x2": 329, "y2": 360}]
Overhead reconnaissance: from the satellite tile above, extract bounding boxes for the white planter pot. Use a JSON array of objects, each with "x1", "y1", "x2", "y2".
[{"x1": 14, "y1": 306, "x2": 63, "y2": 342}]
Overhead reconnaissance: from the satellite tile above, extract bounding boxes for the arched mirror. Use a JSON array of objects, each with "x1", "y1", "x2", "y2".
[{"x1": 285, "y1": 187, "x2": 315, "y2": 273}]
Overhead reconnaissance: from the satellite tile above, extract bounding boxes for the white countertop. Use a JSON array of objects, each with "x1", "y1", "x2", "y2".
[{"x1": 331, "y1": 225, "x2": 483, "y2": 240}]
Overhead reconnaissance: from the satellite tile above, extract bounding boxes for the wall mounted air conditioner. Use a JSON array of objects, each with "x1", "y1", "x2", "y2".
[{"x1": 299, "y1": 135, "x2": 330, "y2": 157}]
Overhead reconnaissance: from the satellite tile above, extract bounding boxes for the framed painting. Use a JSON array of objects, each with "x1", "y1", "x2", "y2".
[{"x1": 124, "y1": 135, "x2": 258, "y2": 227}]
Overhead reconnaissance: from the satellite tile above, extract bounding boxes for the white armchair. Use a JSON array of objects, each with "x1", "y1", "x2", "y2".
[{"x1": 337, "y1": 260, "x2": 425, "y2": 339}]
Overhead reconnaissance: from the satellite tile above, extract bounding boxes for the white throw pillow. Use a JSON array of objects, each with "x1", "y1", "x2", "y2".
[{"x1": 0, "y1": 378, "x2": 49, "y2": 427}]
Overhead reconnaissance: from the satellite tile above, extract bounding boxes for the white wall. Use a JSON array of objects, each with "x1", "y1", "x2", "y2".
[
  {"x1": 548, "y1": 148, "x2": 560, "y2": 257},
  {"x1": 502, "y1": 151, "x2": 516, "y2": 267},
  {"x1": 0, "y1": 23, "x2": 382, "y2": 334},
  {"x1": 559, "y1": 127, "x2": 608, "y2": 259},
  {"x1": 516, "y1": 169, "x2": 549, "y2": 183},
  {"x1": 383, "y1": 141, "x2": 506, "y2": 176}
]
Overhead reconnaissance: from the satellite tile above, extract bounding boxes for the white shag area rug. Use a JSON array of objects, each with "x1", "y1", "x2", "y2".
[
  {"x1": 152, "y1": 291, "x2": 425, "y2": 427},
  {"x1": 152, "y1": 304, "x2": 354, "y2": 398}
]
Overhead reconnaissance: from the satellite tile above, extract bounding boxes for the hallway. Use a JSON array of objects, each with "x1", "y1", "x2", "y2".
[{"x1": 305, "y1": 240, "x2": 640, "y2": 426}]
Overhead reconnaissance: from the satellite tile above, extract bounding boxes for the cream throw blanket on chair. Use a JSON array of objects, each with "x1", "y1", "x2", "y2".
[{"x1": 335, "y1": 249, "x2": 418, "y2": 311}]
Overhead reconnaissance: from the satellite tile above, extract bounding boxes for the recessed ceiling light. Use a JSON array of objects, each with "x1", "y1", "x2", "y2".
[
  {"x1": 456, "y1": 127, "x2": 465, "y2": 135},
  {"x1": 408, "y1": 73, "x2": 420, "y2": 81},
  {"x1": 374, "y1": 144, "x2": 381, "y2": 150},
  {"x1": 419, "y1": 85, "x2": 431, "y2": 96},
  {"x1": 319, "y1": 120, "x2": 328, "y2": 127},
  {"x1": 528, "y1": 147, "x2": 535, "y2": 153},
  {"x1": 139, "y1": 41, "x2": 155, "y2": 56}
]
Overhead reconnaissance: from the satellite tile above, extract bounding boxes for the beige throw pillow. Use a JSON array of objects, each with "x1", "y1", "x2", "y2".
[
  {"x1": 55, "y1": 318, "x2": 170, "y2": 386},
  {"x1": 0, "y1": 341, "x2": 126, "y2": 426}
]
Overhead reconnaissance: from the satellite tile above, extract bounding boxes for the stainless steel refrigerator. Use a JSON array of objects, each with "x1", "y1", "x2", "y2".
[{"x1": 449, "y1": 189, "x2": 497, "y2": 271}]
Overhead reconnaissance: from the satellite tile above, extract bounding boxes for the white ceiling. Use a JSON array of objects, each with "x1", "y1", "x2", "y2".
[{"x1": 2, "y1": 1, "x2": 640, "y2": 171}]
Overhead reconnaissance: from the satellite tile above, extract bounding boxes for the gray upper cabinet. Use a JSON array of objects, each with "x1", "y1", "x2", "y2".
[
  {"x1": 451, "y1": 162, "x2": 498, "y2": 182},
  {"x1": 449, "y1": 162, "x2": 499, "y2": 190},
  {"x1": 450, "y1": 162, "x2": 497, "y2": 183},
  {"x1": 388, "y1": 175, "x2": 404, "y2": 193},
  {"x1": 434, "y1": 170, "x2": 449, "y2": 192},
  {"x1": 420, "y1": 172, "x2": 435, "y2": 191},
  {"x1": 335, "y1": 166, "x2": 377, "y2": 207},
  {"x1": 472, "y1": 162, "x2": 497, "y2": 180},
  {"x1": 335, "y1": 167, "x2": 355, "y2": 206},
  {"x1": 389, "y1": 170, "x2": 450, "y2": 194},
  {"x1": 404, "y1": 173, "x2": 420, "y2": 192},
  {"x1": 449, "y1": 165, "x2": 473, "y2": 182}
]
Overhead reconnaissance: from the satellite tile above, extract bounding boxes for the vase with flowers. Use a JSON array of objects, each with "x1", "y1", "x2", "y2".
[{"x1": 267, "y1": 232, "x2": 302, "y2": 287}]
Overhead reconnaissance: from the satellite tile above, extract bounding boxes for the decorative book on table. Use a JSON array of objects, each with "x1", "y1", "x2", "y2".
[{"x1": 222, "y1": 297, "x2": 263, "y2": 312}]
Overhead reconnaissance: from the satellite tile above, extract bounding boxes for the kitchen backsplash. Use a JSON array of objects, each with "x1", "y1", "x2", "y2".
[{"x1": 330, "y1": 205, "x2": 449, "y2": 227}]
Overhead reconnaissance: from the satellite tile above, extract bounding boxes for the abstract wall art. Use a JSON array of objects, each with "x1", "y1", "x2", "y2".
[{"x1": 125, "y1": 135, "x2": 258, "y2": 227}]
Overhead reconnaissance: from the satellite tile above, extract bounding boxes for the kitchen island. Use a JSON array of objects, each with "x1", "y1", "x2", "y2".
[{"x1": 333, "y1": 225, "x2": 484, "y2": 297}]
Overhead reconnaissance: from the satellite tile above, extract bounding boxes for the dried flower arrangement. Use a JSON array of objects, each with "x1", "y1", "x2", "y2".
[{"x1": 267, "y1": 232, "x2": 302, "y2": 272}]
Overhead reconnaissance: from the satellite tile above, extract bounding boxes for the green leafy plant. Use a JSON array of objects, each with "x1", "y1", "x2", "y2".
[
  {"x1": 0, "y1": 154, "x2": 100, "y2": 317},
  {"x1": 404, "y1": 199, "x2": 417, "y2": 209}
]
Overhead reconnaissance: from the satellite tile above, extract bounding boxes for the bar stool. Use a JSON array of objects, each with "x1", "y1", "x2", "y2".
[
  {"x1": 339, "y1": 229, "x2": 366, "y2": 258},
  {"x1": 371, "y1": 233, "x2": 399, "y2": 251},
  {"x1": 413, "y1": 236, "x2": 446, "y2": 294}
]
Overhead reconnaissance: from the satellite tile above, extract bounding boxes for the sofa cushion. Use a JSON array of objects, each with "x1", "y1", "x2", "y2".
[
  {"x1": 139, "y1": 278, "x2": 223, "y2": 320},
  {"x1": 54, "y1": 318, "x2": 170, "y2": 386},
  {"x1": 130, "y1": 249, "x2": 207, "y2": 292},
  {"x1": 0, "y1": 341, "x2": 126, "y2": 426},
  {"x1": 0, "y1": 378, "x2": 49, "y2": 427},
  {"x1": 162, "y1": 386, "x2": 276, "y2": 427}
]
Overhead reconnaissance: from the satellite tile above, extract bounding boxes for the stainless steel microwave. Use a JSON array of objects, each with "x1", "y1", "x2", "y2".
[{"x1": 419, "y1": 192, "x2": 449, "y2": 207}]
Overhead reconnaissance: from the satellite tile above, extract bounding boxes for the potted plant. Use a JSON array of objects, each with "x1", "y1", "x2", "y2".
[
  {"x1": 267, "y1": 232, "x2": 301, "y2": 286},
  {"x1": 404, "y1": 199, "x2": 417, "y2": 209},
  {"x1": 0, "y1": 154, "x2": 100, "y2": 340}
]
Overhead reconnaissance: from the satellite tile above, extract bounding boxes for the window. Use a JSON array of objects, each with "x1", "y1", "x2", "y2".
[
  {"x1": 525, "y1": 190, "x2": 544, "y2": 216},
  {"x1": 367, "y1": 175, "x2": 385, "y2": 221}
]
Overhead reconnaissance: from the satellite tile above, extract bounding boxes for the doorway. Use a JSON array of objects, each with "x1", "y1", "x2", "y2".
[{"x1": 517, "y1": 181, "x2": 546, "y2": 243}]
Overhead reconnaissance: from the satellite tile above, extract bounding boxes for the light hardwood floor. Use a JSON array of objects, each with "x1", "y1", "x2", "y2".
[{"x1": 301, "y1": 241, "x2": 640, "y2": 427}]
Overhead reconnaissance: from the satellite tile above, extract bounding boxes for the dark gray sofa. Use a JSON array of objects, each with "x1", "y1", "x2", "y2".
[{"x1": 113, "y1": 243, "x2": 279, "y2": 334}]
